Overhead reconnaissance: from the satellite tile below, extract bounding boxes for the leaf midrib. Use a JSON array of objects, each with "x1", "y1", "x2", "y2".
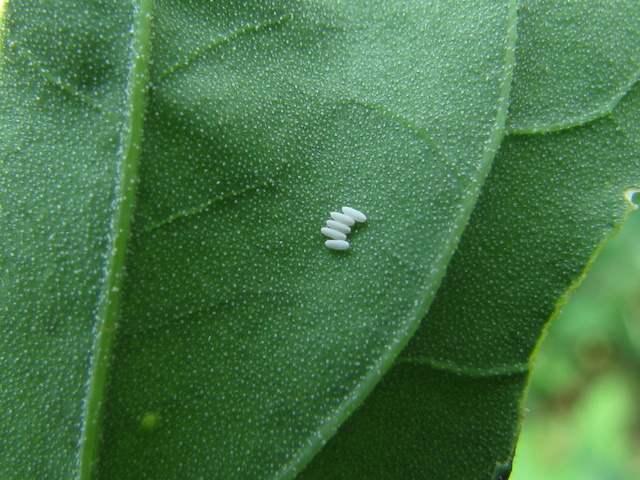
[{"x1": 77, "y1": 1, "x2": 152, "y2": 478}]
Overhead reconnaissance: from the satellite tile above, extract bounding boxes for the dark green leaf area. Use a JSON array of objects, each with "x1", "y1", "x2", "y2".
[
  {"x1": 7, "y1": 0, "x2": 134, "y2": 111},
  {"x1": 133, "y1": 0, "x2": 511, "y2": 229},
  {"x1": 404, "y1": 81, "x2": 640, "y2": 372},
  {"x1": 508, "y1": 0, "x2": 640, "y2": 133},
  {"x1": 150, "y1": 0, "x2": 293, "y2": 80},
  {"x1": 121, "y1": 104, "x2": 447, "y2": 323},
  {"x1": 96, "y1": 1, "x2": 514, "y2": 479},
  {"x1": 1, "y1": 2, "x2": 136, "y2": 479},
  {"x1": 98, "y1": 104, "x2": 451, "y2": 480},
  {"x1": 299, "y1": 363, "x2": 527, "y2": 480},
  {"x1": 298, "y1": 61, "x2": 640, "y2": 480}
]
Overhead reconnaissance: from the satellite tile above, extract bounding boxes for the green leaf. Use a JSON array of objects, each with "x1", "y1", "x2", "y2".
[
  {"x1": 1, "y1": 1, "x2": 516, "y2": 479},
  {"x1": 300, "y1": 2, "x2": 640, "y2": 478},
  {"x1": 365, "y1": 82, "x2": 639, "y2": 477},
  {"x1": 1, "y1": 1, "x2": 151, "y2": 478},
  {"x1": 6, "y1": 0, "x2": 637, "y2": 478},
  {"x1": 507, "y1": 0, "x2": 640, "y2": 133},
  {"x1": 98, "y1": 2, "x2": 516, "y2": 479}
]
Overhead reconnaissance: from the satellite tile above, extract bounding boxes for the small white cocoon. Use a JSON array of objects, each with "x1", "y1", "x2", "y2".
[
  {"x1": 330, "y1": 211, "x2": 355, "y2": 226},
  {"x1": 326, "y1": 220, "x2": 351, "y2": 234},
  {"x1": 342, "y1": 206, "x2": 367, "y2": 223},
  {"x1": 325, "y1": 240, "x2": 350, "y2": 250},
  {"x1": 321, "y1": 227, "x2": 347, "y2": 241}
]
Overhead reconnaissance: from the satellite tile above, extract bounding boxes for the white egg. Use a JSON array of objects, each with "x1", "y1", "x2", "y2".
[
  {"x1": 330, "y1": 211, "x2": 355, "y2": 226},
  {"x1": 321, "y1": 227, "x2": 347, "y2": 241},
  {"x1": 342, "y1": 206, "x2": 367, "y2": 223},
  {"x1": 325, "y1": 239, "x2": 350, "y2": 250},
  {"x1": 326, "y1": 220, "x2": 351, "y2": 234}
]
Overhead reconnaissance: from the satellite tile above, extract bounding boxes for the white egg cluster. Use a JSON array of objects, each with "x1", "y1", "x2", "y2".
[{"x1": 322, "y1": 206, "x2": 367, "y2": 250}]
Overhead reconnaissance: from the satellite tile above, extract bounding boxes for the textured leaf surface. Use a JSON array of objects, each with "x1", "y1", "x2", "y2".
[
  {"x1": 6, "y1": 1, "x2": 637, "y2": 479},
  {"x1": 1, "y1": 0, "x2": 515, "y2": 479},
  {"x1": 507, "y1": 0, "x2": 640, "y2": 133},
  {"x1": 97, "y1": 1, "x2": 514, "y2": 479},
  {"x1": 301, "y1": 95, "x2": 640, "y2": 476},
  {"x1": 300, "y1": 2, "x2": 640, "y2": 478},
  {"x1": 1, "y1": 1, "x2": 148, "y2": 478}
]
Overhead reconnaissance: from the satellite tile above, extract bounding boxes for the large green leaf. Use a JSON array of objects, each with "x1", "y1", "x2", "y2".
[
  {"x1": 302, "y1": 82, "x2": 640, "y2": 480},
  {"x1": 300, "y1": 3, "x2": 640, "y2": 478},
  {"x1": 1, "y1": 1, "x2": 516, "y2": 479},
  {"x1": 1, "y1": 1, "x2": 150, "y2": 478}
]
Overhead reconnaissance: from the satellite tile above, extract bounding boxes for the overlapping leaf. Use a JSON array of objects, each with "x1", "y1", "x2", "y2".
[
  {"x1": 301, "y1": 3, "x2": 640, "y2": 478},
  {"x1": 2, "y1": 1, "x2": 638, "y2": 479}
]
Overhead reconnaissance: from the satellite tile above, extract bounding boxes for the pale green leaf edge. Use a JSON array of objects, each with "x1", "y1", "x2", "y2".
[
  {"x1": 77, "y1": 1, "x2": 152, "y2": 478},
  {"x1": 275, "y1": 2, "x2": 518, "y2": 478},
  {"x1": 526, "y1": 195, "x2": 640, "y2": 371},
  {"x1": 499, "y1": 199, "x2": 640, "y2": 474}
]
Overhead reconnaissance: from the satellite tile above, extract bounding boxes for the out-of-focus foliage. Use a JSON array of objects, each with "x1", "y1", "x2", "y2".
[{"x1": 513, "y1": 212, "x2": 640, "y2": 480}]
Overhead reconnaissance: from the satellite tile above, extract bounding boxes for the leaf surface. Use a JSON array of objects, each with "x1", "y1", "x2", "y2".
[
  {"x1": 1, "y1": 0, "x2": 515, "y2": 479},
  {"x1": 97, "y1": 1, "x2": 515, "y2": 478},
  {"x1": 301, "y1": 94, "x2": 640, "y2": 478},
  {"x1": 300, "y1": 2, "x2": 640, "y2": 478},
  {"x1": 507, "y1": 0, "x2": 640, "y2": 133},
  {"x1": 1, "y1": 1, "x2": 150, "y2": 478}
]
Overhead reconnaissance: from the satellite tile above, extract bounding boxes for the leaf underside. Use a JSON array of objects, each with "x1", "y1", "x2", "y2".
[
  {"x1": 1, "y1": 1, "x2": 639, "y2": 480},
  {"x1": 302, "y1": 2, "x2": 640, "y2": 478}
]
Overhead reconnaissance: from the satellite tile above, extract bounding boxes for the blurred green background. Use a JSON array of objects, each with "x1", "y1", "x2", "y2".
[{"x1": 512, "y1": 209, "x2": 640, "y2": 480}]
